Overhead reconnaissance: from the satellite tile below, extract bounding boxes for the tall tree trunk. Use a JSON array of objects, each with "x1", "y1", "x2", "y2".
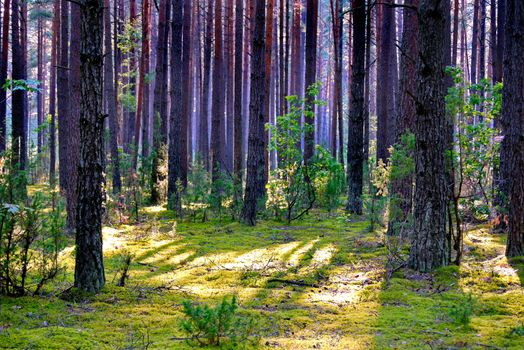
[
  {"x1": 376, "y1": 0, "x2": 397, "y2": 163},
  {"x1": 346, "y1": 0, "x2": 366, "y2": 214},
  {"x1": 58, "y1": 0, "x2": 70, "y2": 192},
  {"x1": 303, "y1": 0, "x2": 318, "y2": 163},
  {"x1": 471, "y1": 0, "x2": 479, "y2": 84},
  {"x1": 502, "y1": 0, "x2": 524, "y2": 257},
  {"x1": 387, "y1": 0, "x2": 419, "y2": 235},
  {"x1": 479, "y1": 0, "x2": 486, "y2": 80},
  {"x1": 133, "y1": 0, "x2": 151, "y2": 168},
  {"x1": 67, "y1": 3, "x2": 81, "y2": 232},
  {"x1": 151, "y1": 0, "x2": 169, "y2": 203},
  {"x1": 263, "y1": 0, "x2": 276, "y2": 179},
  {"x1": 105, "y1": 0, "x2": 121, "y2": 194},
  {"x1": 409, "y1": 0, "x2": 450, "y2": 272},
  {"x1": 181, "y1": 0, "x2": 192, "y2": 184},
  {"x1": 199, "y1": 0, "x2": 212, "y2": 170},
  {"x1": 233, "y1": 0, "x2": 244, "y2": 200},
  {"x1": 242, "y1": 0, "x2": 267, "y2": 226},
  {"x1": 452, "y1": 0, "x2": 459, "y2": 66},
  {"x1": 37, "y1": 16, "x2": 44, "y2": 155},
  {"x1": 211, "y1": 0, "x2": 225, "y2": 182},
  {"x1": 11, "y1": 0, "x2": 27, "y2": 175},
  {"x1": 167, "y1": 0, "x2": 184, "y2": 212},
  {"x1": 225, "y1": 0, "x2": 235, "y2": 172},
  {"x1": 74, "y1": 0, "x2": 106, "y2": 293},
  {"x1": 363, "y1": 0, "x2": 372, "y2": 164},
  {"x1": 0, "y1": 0, "x2": 9, "y2": 152},
  {"x1": 49, "y1": 0, "x2": 59, "y2": 186}
]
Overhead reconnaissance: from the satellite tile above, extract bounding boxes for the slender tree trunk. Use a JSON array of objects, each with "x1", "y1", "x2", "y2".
[
  {"x1": 376, "y1": 0, "x2": 397, "y2": 163},
  {"x1": 167, "y1": 0, "x2": 184, "y2": 212},
  {"x1": 105, "y1": 0, "x2": 121, "y2": 194},
  {"x1": 263, "y1": 0, "x2": 276, "y2": 179},
  {"x1": 67, "y1": 3, "x2": 81, "y2": 231},
  {"x1": 49, "y1": 0, "x2": 59, "y2": 186},
  {"x1": 211, "y1": 0, "x2": 225, "y2": 181},
  {"x1": 74, "y1": 0, "x2": 106, "y2": 293},
  {"x1": 181, "y1": 0, "x2": 192, "y2": 184},
  {"x1": 151, "y1": 0, "x2": 169, "y2": 203},
  {"x1": 199, "y1": 0, "x2": 212, "y2": 170},
  {"x1": 452, "y1": 0, "x2": 459, "y2": 66},
  {"x1": 133, "y1": 0, "x2": 151, "y2": 168},
  {"x1": 479, "y1": 0, "x2": 486, "y2": 80},
  {"x1": 233, "y1": 0, "x2": 244, "y2": 200},
  {"x1": 471, "y1": 0, "x2": 479, "y2": 84},
  {"x1": 242, "y1": 0, "x2": 267, "y2": 226},
  {"x1": 58, "y1": 0, "x2": 70, "y2": 193},
  {"x1": 363, "y1": 0, "x2": 372, "y2": 164},
  {"x1": 346, "y1": 0, "x2": 366, "y2": 214},
  {"x1": 37, "y1": 16, "x2": 44, "y2": 155},
  {"x1": 0, "y1": 0, "x2": 10, "y2": 152},
  {"x1": 11, "y1": 0, "x2": 27, "y2": 175},
  {"x1": 502, "y1": 0, "x2": 524, "y2": 257},
  {"x1": 303, "y1": 0, "x2": 318, "y2": 163},
  {"x1": 409, "y1": 0, "x2": 450, "y2": 272}
]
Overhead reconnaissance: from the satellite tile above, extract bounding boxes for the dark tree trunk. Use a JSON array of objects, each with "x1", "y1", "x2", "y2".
[
  {"x1": 471, "y1": 0, "x2": 479, "y2": 84},
  {"x1": 37, "y1": 16, "x2": 44, "y2": 155},
  {"x1": 133, "y1": 0, "x2": 151, "y2": 168},
  {"x1": 11, "y1": 0, "x2": 27, "y2": 172},
  {"x1": 67, "y1": 3, "x2": 81, "y2": 231},
  {"x1": 303, "y1": 0, "x2": 318, "y2": 163},
  {"x1": 141, "y1": 0, "x2": 152, "y2": 160},
  {"x1": 409, "y1": 0, "x2": 450, "y2": 272},
  {"x1": 49, "y1": 0, "x2": 59, "y2": 186},
  {"x1": 211, "y1": 0, "x2": 225, "y2": 181},
  {"x1": 225, "y1": 0, "x2": 235, "y2": 172},
  {"x1": 363, "y1": 0, "x2": 372, "y2": 164},
  {"x1": 387, "y1": 0, "x2": 419, "y2": 236},
  {"x1": 479, "y1": 0, "x2": 486, "y2": 80},
  {"x1": 0, "y1": 0, "x2": 9, "y2": 152},
  {"x1": 452, "y1": 0, "x2": 459, "y2": 66},
  {"x1": 242, "y1": 0, "x2": 267, "y2": 226},
  {"x1": 494, "y1": 0, "x2": 505, "y2": 83},
  {"x1": 58, "y1": 0, "x2": 70, "y2": 192},
  {"x1": 167, "y1": 0, "x2": 183, "y2": 212},
  {"x1": 151, "y1": 0, "x2": 169, "y2": 203},
  {"x1": 376, "y1": 0, "x2": 397, "y2": 163},
  {"x1": 346, "y1": 0, "x2": 366, "y2": 214},
  {"x1": 263, "y1": 0, "x2": 276, "y2": 179},
  {"x1": 104, "y1": 0, "x2": 121, "y2": 194},
  {"x1": 502, "y1": 0, "x2": 524, "y2": 257},
  {"x1": 181, "y1": 0, "x2": 192, "y2": 184},
  {"x1": 199, "y1": 0, "x2": 212, "y2": 170},
  {"x1": 74, "y1": 0, "x2": 106, "y2": 293},
  {"x1": 233, "y1": 0, "x2": 244, "y2": 198}
]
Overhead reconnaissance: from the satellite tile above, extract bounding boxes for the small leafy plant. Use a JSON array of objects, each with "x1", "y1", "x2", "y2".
[
  {"x1": 448, "y1": 294, "x2": 475, "y2": 326},
  {"x1": 180, "y1": 296, "x2": 259, "y2": 347}
]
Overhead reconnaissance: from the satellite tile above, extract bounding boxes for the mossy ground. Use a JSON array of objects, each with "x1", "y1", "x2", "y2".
[{"x1": 1, "y1": 195, "x2": 523, "y2": 349}]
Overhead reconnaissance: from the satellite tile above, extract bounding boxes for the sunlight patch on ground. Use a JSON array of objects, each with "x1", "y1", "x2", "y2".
[
  {"x1": 310, "y1": 244, "x2": 337, "y2": 267},
  {"x1": 221, "y1": 242, "x2": 301, "y2": 271},
  {"x1": 287, "y1": 239, "x2": 319, "y2": 267},
  {"x1": 102, "y1": 226, "x2": 127, "y2": 251}
]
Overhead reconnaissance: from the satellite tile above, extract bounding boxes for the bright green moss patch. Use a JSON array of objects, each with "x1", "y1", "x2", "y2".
[{"x1": 1, "y1": 211, "x2": 523, "y2": 349}]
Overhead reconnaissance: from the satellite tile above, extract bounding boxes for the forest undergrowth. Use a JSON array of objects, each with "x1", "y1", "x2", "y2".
[{"x1": 0, "y1": 187, "x2": 523, "y2": 349}]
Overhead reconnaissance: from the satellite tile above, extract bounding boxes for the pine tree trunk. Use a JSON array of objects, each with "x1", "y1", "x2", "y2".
[
  {"x1": 346, "y1": 0, "x2": 365, "y2": 214},
  {"x1": 58, "y1": 0, "x2": 70, "y2": 192},
  {"x1": 199, "y1": 0, "x2": 212, "y2": 170},
  {"x1": 104, "y1": 0, "x2": 122, "y2": 194},
  {"x1": 211, "y1": 0, "x2": 225, "y2": 182},
  {"x1": 49, "y1": 0, "x2": 59, "y2": 186},
  {"x1": 181, "y1": 0, "x2": 192, "y2": 184},
  {"x1": 242, "y1": 0, "x2": 267, "y2": 226},
  {"x1": 167, "y1": 0, "x2": 184, "y2": 212},
  {"x1": 151, "y1": 0, "x2": 169, "y2": 203},
  {"x1": 409, "y1": 0, "x2": 450, "y2": 272},
  {"x1": 233, "y1": 0, "x2": 244, "y2": 199},
  {"x1": 502, "y1": 0, "x2": 524, "y2": 257},
  {"x1": 471, "y1": 0, "x2": 480, "y2": 84},
  {"x1": 303, "y1": 0, "x2": 318, "y2": 163},
  {"x1": 0, "y1": 0, "x2": 10, "y2": 152},
  {"x1": 74, "y1": 0, "x2": 106, "y2": 293}
]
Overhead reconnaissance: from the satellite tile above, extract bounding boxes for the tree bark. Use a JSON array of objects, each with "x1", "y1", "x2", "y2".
[
  {"x1": 346, "y1": 0, "x2": 366, "y2": 214},
  {"x1": 181, "y1": 0, "x2": 192, "y2": 184},
  {"x1": 502, "y1": 0, "x2": 524, "y2": 257},
  {"x1": 303, "y1": 0, "x2": 318, "y2": 163},
  {"x1": 167, "y1": 0, "x2": 184, "y2": 212},
  {"x1": 74, "y1": 0, "x2": 106, "y2": 293},
  {"x1": 151, "y1": 0, "x2": 169, "y2": 203},
  {"x1": 242, "y1": 0, "x2": 267, "y2": 226},
  {"x1": 233, "y1": 0, "x2": 244, "y2": 199},
  {"x1": 0, "y1": 0, "x2": 9, "y2": 152},
  {"x1": 104, "y1": 0, "x2": 121, "y2": 194},
  {"x1": 49, "y1": 0, "x2": 59, "y2": 186},
  {"x1": 58, "y1": 0, "x2": 70, "y2": 191},
  {"x1": 409, "y1": 0, "x2": 450, "y2": 272}
]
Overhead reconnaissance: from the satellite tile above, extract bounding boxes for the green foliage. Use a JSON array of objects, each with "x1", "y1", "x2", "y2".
[
  {"x1": 265, "y1": 84, "x2": 326, "y2": 223},
  {"x1": 180, "y1": 296, "x2": 259, "y2": 347},
  {"x1": 183, "y1": 159, "x2": 211, "y2": 222},
  {"x1": 446, "y1": 67, "x2": 502, "y2": 222},
  {"x1": 310, "y1": 146, "x2": 346, "y2": 212},
  {"x1": 2, "y1": 79, "x2": 40, "y2": 94}
]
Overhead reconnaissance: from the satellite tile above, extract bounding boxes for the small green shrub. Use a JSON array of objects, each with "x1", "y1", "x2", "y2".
[
  {"x1": 510, "y1": 324, "x2": 524, "y2": 337},
  {"x1": 448, "y1": 294, "x2": 475, "y2": 326},
  {"x1": 180, "y1": 296, "x2": 259, "y2": 347}
]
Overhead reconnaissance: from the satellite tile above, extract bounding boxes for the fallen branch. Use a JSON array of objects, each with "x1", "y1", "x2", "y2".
[{"x1": 267, "y1": 278, "x2": 319, "y2": 288}]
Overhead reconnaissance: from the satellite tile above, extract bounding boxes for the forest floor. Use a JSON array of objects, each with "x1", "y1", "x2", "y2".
[{"x1": 1, "y1": 189, "x2": 524, "y2": 349}]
